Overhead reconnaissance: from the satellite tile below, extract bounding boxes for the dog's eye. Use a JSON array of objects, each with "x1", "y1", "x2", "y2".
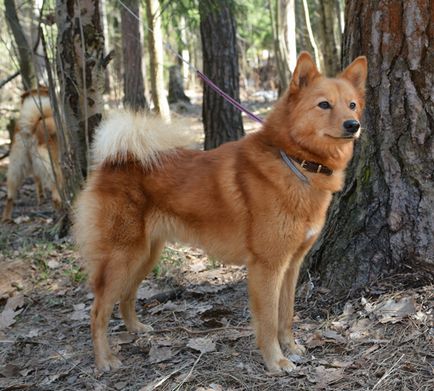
[
  {"x1": 349, "y1": 102, "x2": 356, "y2": 110},
  {"x1": 318, "y1": 101, "x2": 331, "y2": 109}
]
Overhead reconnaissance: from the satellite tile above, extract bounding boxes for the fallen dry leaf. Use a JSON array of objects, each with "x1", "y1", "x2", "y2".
[
  {"x1": 314, "y1": 366, "x2": 344, "y2": 388},
  {"x1": 329, "y1": 359, "x2": 353, "y2": 368},
  {"x1": 187, "y1": 337, "x2": 216, "y2": 354},
  {"x1": 69, "y1": 303, "x2": 89, "y2": 320},
  {"x1": 149, "y1": 300, "x2": 186, "y2": 315},
  {"x1": 322, "y1": 330, "x2": 346, "y2": 344},
  {"x1": 0, "y1": 308, "x2": 23, "y2": 330},
  {"x1": 373, "y1": 297, "x2": 416, "y2": 323},
  {"x1": 148, "y1": 345, "x2": 176, "y2": 364},
  {"x1": 5, "y1": 294, "x2": 25, "y2": 311},
  {"x1": 47, "y1": 259, "x2": 60, "y2": 269},
  {"x1": 13, "y1": 215, "x2": 30, "y2": 224},
  {"x1": 306, "y1": 332, "x2": 326, "y2": 348}
]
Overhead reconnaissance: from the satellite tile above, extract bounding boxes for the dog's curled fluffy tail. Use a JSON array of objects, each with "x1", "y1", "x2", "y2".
[
  {"x1": 19, "y1": 93, "x2": 52, "y2": 134},
  {"x1": 92, "y1": 111, "x2": 190, "y2": 167}
]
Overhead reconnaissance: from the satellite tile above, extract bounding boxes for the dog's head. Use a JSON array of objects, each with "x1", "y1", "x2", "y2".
[{"x1": 269, "y1": 52, "x2": 368, "y2": 165}]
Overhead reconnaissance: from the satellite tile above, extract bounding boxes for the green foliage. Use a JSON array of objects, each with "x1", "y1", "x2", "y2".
[
  {"x1": 236, "y1": 0, "x2": 273, "y2": 53},
  {"x1": 152, "y1": 246, "x2": 185, "y2": 277},
  {"x1": 63, "y1": 260, "x2": 87, "y2": 284}
]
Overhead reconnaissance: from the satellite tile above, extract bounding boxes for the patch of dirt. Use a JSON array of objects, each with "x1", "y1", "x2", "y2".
[{"x1": 0, "y1": 108, "x2": 433, "y2": 391}]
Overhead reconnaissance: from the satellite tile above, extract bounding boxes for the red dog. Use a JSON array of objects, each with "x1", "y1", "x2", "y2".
[
  {"x1": 74, "y1": 53, "x2": 367, "y2": 373},
  {"x1": 2, "y1": 87, "x2": 62, "y2": 221}
]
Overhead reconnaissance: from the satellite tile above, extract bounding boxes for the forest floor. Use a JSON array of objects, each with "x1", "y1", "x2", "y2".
[{"x1": 0, "y1": 100, "x2": 433, "y2": 390}]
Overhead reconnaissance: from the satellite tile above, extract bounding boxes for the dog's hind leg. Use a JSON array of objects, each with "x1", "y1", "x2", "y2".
[
  {"x1": 2, "y1": 134, "x2": 31, "y2": 222},
  {"x1": 91, "y1": 247, "x2": 149, "y2": 371},
  {"x1": 248, "y1": 260, "x2": 295, "y2": 373},
  {"x1": 91, "y1": 257, "x2": 125, "y2": 371},
  {"x1": 120, "y1": 239, "x2": 165, "y2": 333}
]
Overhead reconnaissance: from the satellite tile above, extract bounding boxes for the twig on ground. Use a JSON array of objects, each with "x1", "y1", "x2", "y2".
[
  {"x1": 371, "y1": 353, "x2": 405, "y2": 391},
  {"x1": 171, "y1": 352, "x2": 203, "y2": 391}
]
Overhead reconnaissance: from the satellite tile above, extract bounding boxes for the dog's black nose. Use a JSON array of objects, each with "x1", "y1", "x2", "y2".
[{"x1": 343, "y1": 120, "x2": 360, "y2": 134}]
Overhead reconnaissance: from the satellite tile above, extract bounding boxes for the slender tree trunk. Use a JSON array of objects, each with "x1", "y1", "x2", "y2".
[
  {"x1": 100, "y1": 0, "x2": 111, "y2": 92},
  {"x1": 271, "y1": 0, "x2": 296, "y2": 95},
  {"x1": 168, "y1": 65, "x2": 190, "y2": 104},
  {"x1": 301, "y1": 0, "x2": 321, "y2": 69},
  {"x1": 199, "y1": 0, "x2": 244, "y2": 150},
  {"x1": 295, "y1": 0, "x2": 312, "y2": 54},
  {"x1": 145, "y1": 0, "x2": 170, "y2": 120},
  {"x1": 179, "y1": 16, "x2": 190, "y2": 88},
  {"x1": 316, "y1": 0, "x2": 341, "y2": 75},
  {"x1": 120, "y1": 0, "x2": 148, "y2": 111},
  {"x1": 4, "y1": 0, "x2": 35, "y2": 89},
  {"x1": 307, "y1": 0, "x2": 434, "y2": 296},
  {"x1": 56, "y1": 0, "x2": 109, "y2": 177}
]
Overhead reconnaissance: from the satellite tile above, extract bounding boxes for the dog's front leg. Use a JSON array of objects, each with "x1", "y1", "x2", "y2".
[
  {"x1": 248, "y1": 260, "x2": 296, "y2": 374},
  {"x1": 277, "y1": 258, "x2": 306, "y2": 355}
]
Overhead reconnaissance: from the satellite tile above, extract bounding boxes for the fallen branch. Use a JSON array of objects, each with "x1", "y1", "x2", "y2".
[{"x1": 154, "y1": 325, "x2": 251, "y2": 335}]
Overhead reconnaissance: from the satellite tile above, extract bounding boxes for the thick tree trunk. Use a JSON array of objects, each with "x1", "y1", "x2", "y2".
[
  {"x1": 4, "y1": 0, "x2": 35, "y2": 89},
  {"x1": 199, "y1": 0, "x2": 244, "y2": 150},
  {"x1": 145, "y1": 0, "x2": 170, "y2": 120},
  {"x1": 56, "y1": 0, "x2": 108, "y2": 177},
  {"x1": 120, "y1": 0, "x2": 148, "y2": 111},
  {"x1": 307, "y1": 0, "x2": 434, "y2": 296}
]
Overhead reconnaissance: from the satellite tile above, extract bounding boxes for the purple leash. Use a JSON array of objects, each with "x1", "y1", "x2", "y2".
[{"x1": 196, "y1": 70, "x2": 264, "y2": 125}]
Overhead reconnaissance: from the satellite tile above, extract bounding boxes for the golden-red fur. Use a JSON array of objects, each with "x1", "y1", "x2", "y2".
[
  {"x1": 2, "y1": 86, "x2": 62, "y2": 222},
  {"x1": 74, "y1": 53, "x2": 367, "y2": 373}
]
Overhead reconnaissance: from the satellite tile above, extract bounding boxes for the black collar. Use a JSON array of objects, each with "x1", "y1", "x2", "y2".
[{"x1": 279, "y1": 150, "x2": 333, "y2": 184}]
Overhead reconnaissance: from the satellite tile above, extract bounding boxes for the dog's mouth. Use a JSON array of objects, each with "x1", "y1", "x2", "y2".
[{"x1": 325, "y1": 133, "x2": 358, "y2": 140}]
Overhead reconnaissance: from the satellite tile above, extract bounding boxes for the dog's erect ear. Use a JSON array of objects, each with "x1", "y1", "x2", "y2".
[
  {"x1": 339, "y1": 56, "x2": 368, "y2": 96},
  {"x1": 289, "y1": 52, "x2": 320, "y2": 94}
]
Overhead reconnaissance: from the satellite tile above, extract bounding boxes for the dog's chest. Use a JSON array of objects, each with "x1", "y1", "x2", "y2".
[{"x1": 305, "y1": 225, "x2": 321, "y2": 241}]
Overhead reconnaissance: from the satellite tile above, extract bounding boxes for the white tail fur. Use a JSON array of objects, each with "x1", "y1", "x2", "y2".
[
  {"x1": 19, "y1": 95, "x2": 51, "y2": 134},
  {"x1": 92, "y1": 111, "x2": 191, "y2": 167}
]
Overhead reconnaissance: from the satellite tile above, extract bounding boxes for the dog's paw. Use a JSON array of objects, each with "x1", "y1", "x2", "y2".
[
  {"x1": 279, "y1": 332, "x2": 306, "y2": 355},
  {"x1": 127, "y1": 321, "x2": 153, "y2": 334},
  {"x1": 289, "y1": 341, "x2": 306, "y2": 355},
  {"x1": 266, "y1": 357, "x2": 296, "y2": 376},
  {"x1": 96, "y1": 354, "x2": 122, "y2": 372}
]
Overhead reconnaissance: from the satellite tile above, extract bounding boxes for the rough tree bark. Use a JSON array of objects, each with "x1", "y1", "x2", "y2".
[
  {"x1": 307, "y1": 0, "x2": 434, "y2": 296},
  {"x1": 56, "y1": 0, "x2": 109, "y2": 177},
  {"x1": 4, "y1": 0, "x2": 36, "y2": 89},
  {"x1": 145, "y1": 0, "x2": 170, "y2": 120},
  {"x1": 199, "y1": 0, "x2": 244, "y2": 150},
  {"x1": 120, "y1": 0, "x2": 148, "y2": 111}
]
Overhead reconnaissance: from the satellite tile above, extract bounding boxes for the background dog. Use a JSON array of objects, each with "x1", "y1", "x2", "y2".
[
  {"x1": 2, "y1": 86, "x2": 62, "y2": 222},
  {"x1": 74, "y1": 52, "x2": 367, "y2": 373}
]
